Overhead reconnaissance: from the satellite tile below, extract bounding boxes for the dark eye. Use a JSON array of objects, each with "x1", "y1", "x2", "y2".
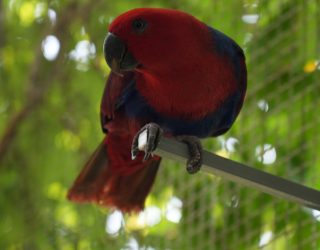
[{"x1": 132, "y1": 19, "x2": 147, "y2": 33}]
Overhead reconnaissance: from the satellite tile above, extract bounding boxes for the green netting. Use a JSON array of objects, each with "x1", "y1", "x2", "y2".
[{"x1": 0, "y1": 0, "x2": 319, "y2": 249}]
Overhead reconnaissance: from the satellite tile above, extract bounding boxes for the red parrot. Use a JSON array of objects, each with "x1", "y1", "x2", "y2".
[{"x1": 67, "y1": 8, "x2": 247, "y2": 213}]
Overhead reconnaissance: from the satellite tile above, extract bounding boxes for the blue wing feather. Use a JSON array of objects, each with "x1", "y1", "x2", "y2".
[{"x1": 208, "y1": 26, "x2": 245, "y2": 82}]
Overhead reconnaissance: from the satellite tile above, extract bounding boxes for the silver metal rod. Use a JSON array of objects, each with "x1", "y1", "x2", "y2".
[{"x1": 143, "y1": 136, "x2": 320, "y2": 210}]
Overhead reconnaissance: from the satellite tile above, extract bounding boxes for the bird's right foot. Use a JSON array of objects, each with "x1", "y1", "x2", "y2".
[{"x1": 131, "y1": 123, "x2": 163, "y2": 161}]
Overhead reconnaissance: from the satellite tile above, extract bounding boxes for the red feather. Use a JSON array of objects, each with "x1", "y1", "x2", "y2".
[
  {"x1": 67, "y1": 136, "x2": 161, "y2": 212},
  {"x1": 109, "y1": 8, "x2": 240, "y2": 120},
  {"x1": 68, "y1": 73, "x2": 161, "y2": 212}
]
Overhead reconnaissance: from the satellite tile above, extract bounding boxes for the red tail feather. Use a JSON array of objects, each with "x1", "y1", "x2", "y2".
[{"x1": 67, "y1": 137, "x2": 161, "y2": 212}]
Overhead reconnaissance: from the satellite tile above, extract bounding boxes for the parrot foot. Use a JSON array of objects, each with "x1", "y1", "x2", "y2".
[
  {"x1": 131, "y1": 123, "x2": 163, "y2": 161},
  {"x1": 176, "y1": 136, "x2": 202, "y2": 174}
]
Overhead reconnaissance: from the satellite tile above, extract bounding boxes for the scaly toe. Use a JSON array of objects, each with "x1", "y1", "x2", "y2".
[{"x1": 176, "y1": 135, "x2": 203, "y2": 174}]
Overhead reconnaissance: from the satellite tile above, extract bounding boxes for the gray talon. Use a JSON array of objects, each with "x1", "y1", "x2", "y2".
[
  {"x1": 177, "y1": 136, "x2": 202, "y2": 174},
  {"x1": 131, "y1": 123, "x2": 163, "y2": 161}
]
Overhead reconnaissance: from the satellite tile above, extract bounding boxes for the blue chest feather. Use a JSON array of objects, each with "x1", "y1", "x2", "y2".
[{"x1": 117, "y1": 81, "x2": 242, "y2": 138}]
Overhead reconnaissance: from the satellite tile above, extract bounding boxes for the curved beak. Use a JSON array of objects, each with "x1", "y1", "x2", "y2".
[{"x1": 103, "y1": 33, "x2": 139, "y2": 74}]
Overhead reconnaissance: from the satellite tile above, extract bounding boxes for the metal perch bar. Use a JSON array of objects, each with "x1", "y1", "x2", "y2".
[{"x1": 138, "y1": 134, "x2": 320, "y2": 210}]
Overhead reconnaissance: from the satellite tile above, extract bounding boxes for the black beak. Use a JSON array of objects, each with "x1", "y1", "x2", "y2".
[{"x1": 103, "y1": 33, "x2": 139, "y2": 73}]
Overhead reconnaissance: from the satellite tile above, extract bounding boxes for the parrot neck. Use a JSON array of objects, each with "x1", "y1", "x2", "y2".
[{"x1": 135, "y1": 65, "x2": 237, "y2": 120}]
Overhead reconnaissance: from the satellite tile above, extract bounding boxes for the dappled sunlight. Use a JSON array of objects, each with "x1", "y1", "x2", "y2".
[
  {"x1": 106, "y1": 210, "x2": 124, "y2": 236},
  {"x1": 48, "y1": 9, "x2": 57, "y2": 25},
  {"x1": 34, "y1": 3, "x2": 46, "y2": 19},
  {"x1": 138, "y1": 206, "x2": 162, "y2": 227},
  {"x1": 41, "y1": 35, "x2": 60, "y2": 61},
  {"x1": 311, "y1": 209, "x2": 320, "y2": 222},
  {"x1": 259, "y1": 231, "x2": 273, "y2": 247},
  {"x1": 242, "y1": 14, "x2": 259, "y2": 24},
  {"x1": 32, "y1": 2, "x2": 57, "y2": 25},
  {"x1": 69, "y1": 40, "x2": 96, "y2": 71},
  {"x1": 123, "y1": 237, "x2": 139, "y2": 250},
  {"x1": 121, "y1": 237, "x2": 155, "y2": 250},
  {"x1": 123, "y1": 194, "x2": 183, "y2": 233},
  {"x1": 215, "y1": 136, "x2": 240, "y2": 156},
  {"x1": 225, "y1": 137, "x2": 239, "y2": 153},
  {"x1": 165, "y1": 196, "x2": 183, "y2": 223},
  {"x1": 217, "y1": 136, "x2": 226, "y2": 150},
  {"x1": 257, "y1": 99, "x2": 269, "y2": 112},
  {"x1": 255, "y1": 144, "x2": 277, "y2": 165}
]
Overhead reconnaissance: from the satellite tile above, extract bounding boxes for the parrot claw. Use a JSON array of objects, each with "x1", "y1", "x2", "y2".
[
  {"x1": 132, "y1": 123, "x2": 163, "y2": 161},
  {"x1": 176, "y1": 136, "x2": 202, "y2": 174}
]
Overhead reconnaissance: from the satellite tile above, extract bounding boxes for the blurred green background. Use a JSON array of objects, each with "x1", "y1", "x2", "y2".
[{"x1": 0, "y1": 0, "x2": 320, "y2": 249}]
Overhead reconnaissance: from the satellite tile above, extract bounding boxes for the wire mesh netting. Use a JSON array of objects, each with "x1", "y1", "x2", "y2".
[{"x1": 0, "y1": 0, "x2": 320, "y2": 249}]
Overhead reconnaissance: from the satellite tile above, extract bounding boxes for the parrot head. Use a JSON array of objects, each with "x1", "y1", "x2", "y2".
[{"x1": 103, "y1": 8, "x2": 210, "y2": 75}]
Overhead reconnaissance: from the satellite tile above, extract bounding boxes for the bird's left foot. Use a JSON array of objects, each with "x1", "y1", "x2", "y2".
[
  {"x1": 176, "y1": 136, "x2": 202, "y2": 174},
  {"x1": 131, "y1": 123, "x2": 163, "y2": 161}
]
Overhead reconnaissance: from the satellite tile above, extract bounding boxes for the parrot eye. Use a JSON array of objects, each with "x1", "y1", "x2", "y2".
[{"x1": 132, "y1": 19, "x2": 148, "y2": 33}]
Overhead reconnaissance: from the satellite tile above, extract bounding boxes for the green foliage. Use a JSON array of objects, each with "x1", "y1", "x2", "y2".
[{"x1": 0, "y1": 0, "x2": 319, "y2": 249}]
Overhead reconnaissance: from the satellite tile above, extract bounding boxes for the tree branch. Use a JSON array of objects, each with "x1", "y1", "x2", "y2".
[{"x1": 0, "y1": 0, "x2": 104, "y2": 164}]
